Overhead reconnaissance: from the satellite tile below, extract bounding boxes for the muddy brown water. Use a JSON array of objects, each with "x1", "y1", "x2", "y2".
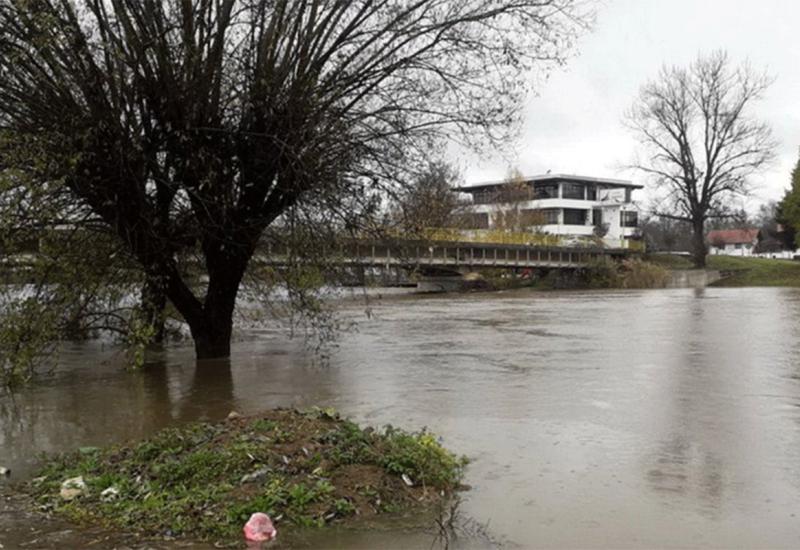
[{"x1": 3, "y1": 287, "x2": 800, "y2": 548}]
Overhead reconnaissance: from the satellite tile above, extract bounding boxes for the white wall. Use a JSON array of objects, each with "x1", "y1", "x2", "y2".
[
  {"x1": 709, "y1": 243, "x2": 754, "y2": 256},
  {"x1": 753, "y1": 249, "x2": 799, "y2": 260}
]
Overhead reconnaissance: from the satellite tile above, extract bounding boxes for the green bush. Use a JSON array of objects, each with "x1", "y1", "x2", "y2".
[
  {"x1": 583, "y1": 257, "x2": 623, "y2": 288},
  {"x1": 621, "y1": 259, "x2": 669, "y2": 288},
  {"x1": 380, "y1": 427, "x2": 468, "y2": 487}
]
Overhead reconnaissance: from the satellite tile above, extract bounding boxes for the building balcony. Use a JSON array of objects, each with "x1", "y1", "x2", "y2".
[
  {"x1": 539, "y1": 224, "x2": 595, "y2": 236},
  {"x1": 469, "y1": 199, "x2": 597, "y2": 213}
]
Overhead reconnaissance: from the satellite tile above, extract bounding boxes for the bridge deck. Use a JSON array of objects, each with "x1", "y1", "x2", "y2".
[
  {"x1": 262, "y1": 240, "x2": 631, "y2": 270},
  {"x1": 1, "y1": 241, "x2": 633, "y2": 272}
]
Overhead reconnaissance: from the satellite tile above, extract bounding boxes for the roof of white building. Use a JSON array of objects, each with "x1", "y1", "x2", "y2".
[
  {"x1": 455, "y1": 174, "x2": 643, "y2": 192},
  {"x1": 707, "y1": 228, "x2": 760, "y2": 245}
]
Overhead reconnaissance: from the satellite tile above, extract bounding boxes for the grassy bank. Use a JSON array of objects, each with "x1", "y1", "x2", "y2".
[
  {"x1": 460, "y1": 258, "x2": 670, "y2": 292},
  {"x1": 709, "y1": 256, "x2": 800, "y2": 287},
  {"x1": 647, "y1": 254, "x2": 800, "y2": 287},
  {"x1": 24, "y1": 408, "x2": 466, "y2": 547},
  {"x1": 523, "y1": 258, "x2": 670, "y2": 290}
]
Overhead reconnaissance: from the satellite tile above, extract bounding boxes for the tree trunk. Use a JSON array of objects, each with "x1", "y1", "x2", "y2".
[
  {"x1": 186, "y1": 281, "x2": 239, "y2": 359},
  {"x1": 691, "y1": 218, "x2": 707, "y2": 268},
  {"x1": 191, "y1": 316, "x2": 234, "y2": 359},
  {"x1": 183, "y1": 251, "x2": 250, "y2": 360},
  {"x1": 161, "y1": 240, "x2": 255, "y2": 360},
  {"x1": 141, "y1": 275, "x2": 167, "y2": 345}
]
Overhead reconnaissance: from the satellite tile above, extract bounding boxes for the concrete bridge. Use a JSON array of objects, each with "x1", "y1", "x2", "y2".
[
  {"x1": 259, "y1": 240, "x2": 636, "y2": 291},
  {"x1": 3, "y1": 239, "x2": 635, "y2": 290},
  {"x1": 261, "y1": 239, "x2": 633, "y2": 275}
]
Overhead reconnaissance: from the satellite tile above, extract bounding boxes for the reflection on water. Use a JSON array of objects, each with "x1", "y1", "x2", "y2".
[{"x1": 4, "y1": 287, "x2": 800, "y2": 548}]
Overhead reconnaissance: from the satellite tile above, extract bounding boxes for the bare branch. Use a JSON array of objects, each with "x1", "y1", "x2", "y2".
[{"x1": 625, "y1": 50, "x2": 776, "y2": 267}]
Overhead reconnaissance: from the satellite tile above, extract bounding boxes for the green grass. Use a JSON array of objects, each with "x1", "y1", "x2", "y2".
[
  {"x1": 24, "y1": 408, "x2": 467, "y2": 547},
  {"x1": 646, "y1": 254, "x2": 800, "y2": 287},
  {"x1": 707, "y1": 255, "x2": 800, "y2": 287}
]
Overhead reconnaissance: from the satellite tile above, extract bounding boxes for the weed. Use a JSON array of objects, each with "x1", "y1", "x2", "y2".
[
  {"x1": 252, "y1": 419, "x2": 276, "y2": 432},
  {"x1": 332, "y1": 498, "x2": 356, "y2": 516},
  {"x1": 380, "y1": 428, "x2": 467, "y2": 487}
]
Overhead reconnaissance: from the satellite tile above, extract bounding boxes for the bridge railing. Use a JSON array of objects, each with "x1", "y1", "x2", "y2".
[{"x1": 258, "y1": 239, "x2": 632, "y2": 269}]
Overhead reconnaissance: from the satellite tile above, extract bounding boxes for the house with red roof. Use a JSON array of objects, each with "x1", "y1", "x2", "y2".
[{"x1": 707, "y1": 228, "x2": 759, "y2": 257}]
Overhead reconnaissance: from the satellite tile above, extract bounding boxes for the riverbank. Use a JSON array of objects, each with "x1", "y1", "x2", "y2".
[
  {"x1": 647, "y1": 254, "x2": 800, "y2": 287},
  {"x1": 470, "y1": 258, "x2": 670, "y2": 291},
  {"x1": 20, "y1": 408, "x2": 466, "y2": 547}
]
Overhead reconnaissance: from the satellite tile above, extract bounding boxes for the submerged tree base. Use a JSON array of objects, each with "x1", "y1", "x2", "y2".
[{"x1": 24, "y1": 409, "x2": 467, "y2": 547}]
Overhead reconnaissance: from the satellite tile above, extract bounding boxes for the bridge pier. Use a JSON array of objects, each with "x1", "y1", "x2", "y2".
[{"x1": 416, "y1": 275, "x2": 466, "y2": 293}]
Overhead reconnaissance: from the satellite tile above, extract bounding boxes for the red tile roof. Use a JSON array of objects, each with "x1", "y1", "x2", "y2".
[{"x1": 707, "y1": 228, "x2": 759, "y2": 245}]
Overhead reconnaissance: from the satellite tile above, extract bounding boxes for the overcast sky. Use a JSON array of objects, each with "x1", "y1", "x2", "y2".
[{"x1": 461, "y1": 0, "x2": 800, "y2": 210}]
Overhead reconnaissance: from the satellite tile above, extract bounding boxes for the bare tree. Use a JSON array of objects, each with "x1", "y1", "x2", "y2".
[
  {"x1": 491, "y1": 169, "x2": 545, "y2": 233},
  {"x1": 0, "y1": 1, "x2": 591, "y2": 361},
  {"x1": 626, "y1": 51, "x2": 776, "y2": 267},
  {"x1": 394, "y1": 161, "x2": 465, "y2": 237}
]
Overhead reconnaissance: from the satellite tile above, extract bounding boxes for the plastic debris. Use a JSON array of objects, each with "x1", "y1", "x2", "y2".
[
  {"x1": 60, "y1": 476, "x2": 87, "y2": 500},
  {"x1": 243, "y1": 512, "x2": 277, "y2": 543},
  {"x1": 100, "y1": 486, "x2": 120, "y2": 502}
]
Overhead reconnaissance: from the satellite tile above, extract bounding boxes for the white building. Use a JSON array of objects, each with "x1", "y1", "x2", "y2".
[
  {"x1": 707, "y1": 229, "x2": 759, "y2": 256},
  {"x1": 455, "y1": 174, "x2": 643, "y2": 247}
]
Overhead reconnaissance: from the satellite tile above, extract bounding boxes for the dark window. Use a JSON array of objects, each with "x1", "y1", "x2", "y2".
[
  {"x1": 562, "y1": 182, "x2": 585, "y2": 200},
  {"x1": 471, "y1": 185, "x2": 534, "y2": 204},
  {"x1": 471, "y1": 190, "x2": 497, "y2": 205},
  {"x1": 534, "y1": 183, "x2": 559, "y2": 199},
  {"x1": 540, "y1": 208, "x2": 560, "y2": 224},
  {"x1": 592, "y1": 208, "x2": 602, "y2": 225},
  {"x1": 586, "y1": 186, "x2": 597, "y2": 201},
  {"x1": 563, "y1": 209, "x2": 587, "y2": 225},
  {"x1": 624, "y1": 188, "x2": 632, "y2": 203},
  {"x1": 497, "y1": 184, "x2": 532, "y2": 202},
  {"x1": 620, "y1": 211, "x2": 638, "y2": 227}
]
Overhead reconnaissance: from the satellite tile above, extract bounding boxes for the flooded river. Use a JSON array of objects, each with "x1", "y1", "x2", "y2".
[{"x1": 3, "y1": 287, "x2": 800, "y2": 548}]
